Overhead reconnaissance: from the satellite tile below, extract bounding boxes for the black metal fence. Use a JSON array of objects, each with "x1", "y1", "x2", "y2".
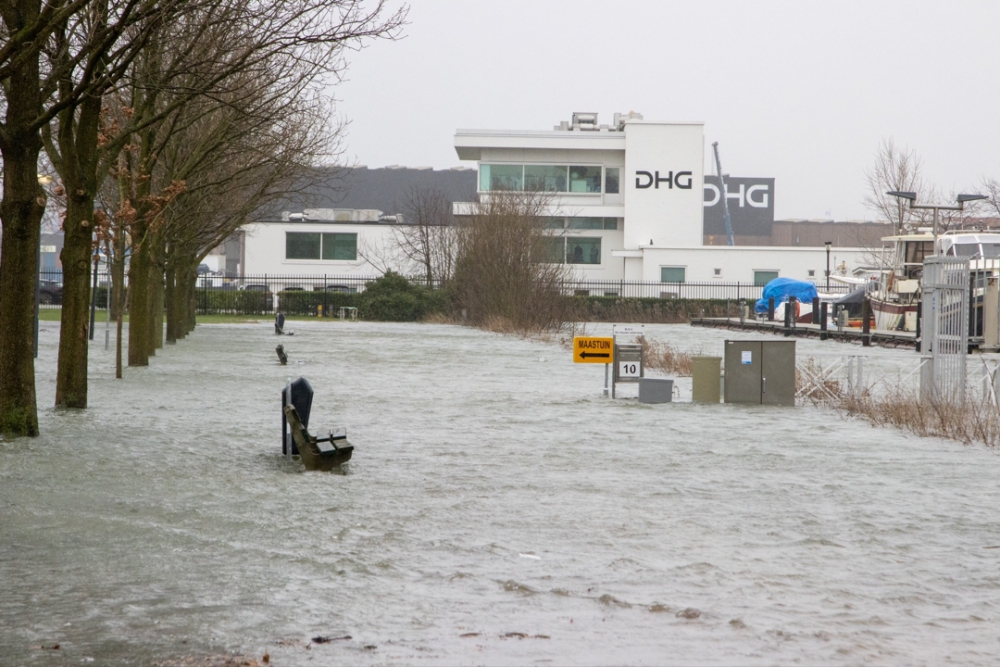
[{"x1": 36, "y1": 271, "x2": 854, "y2": 315}]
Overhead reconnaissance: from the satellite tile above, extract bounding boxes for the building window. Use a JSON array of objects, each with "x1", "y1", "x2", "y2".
[
  {"x1": 567, "y1": 237, "x2": 601, "y2": 264},
  {"x1": 754, "y1": 270, "x2": 779, "y2": 286},
  {"x1": 660, "y1": 266, "x2": 686, "y2": 283},
  {"x1": 524, "y1": 165, "x2": 568, "y2": 192},
  {"x1": 543, "y1": 237, "x2": 566, "y2": 263},
  {"x1": 286, "y1": 232, "x2": 321, "y2": 259},
  {"x1": 569, "y1": 165, "x2": 602, "y2": 193},
  {"x1": 286, "y1": 232, "x2": 357, "y2": 261},
  {"x1": 322, "y1": 233, "x2": 357, "y2": 260},
  {"x1": 603, "y1": 218, "x2": 618, "y2": 230},
  {"x1": 479, "y1": 164, "x2": 604, "y2": 193},
  {"x1": 567, "y1": 217, "x2": 604, "y2": 230},
  {"x1": 605, "y1": 168, "x2": 619, "y2": 194},
  {"x1": 479, "y1": 164, "x2": 523, "y2": 191},
  {"x1": 546, "y1": 237, "x2": 601, "y2": 264},
  {"x1": 544, "y1": 217, "x2": 566, "y2": 230},
  {"x1": 807, "y1": 269, "x2": 816, "y2": 277},
  {"x1": 714, "y1": 268, "x2": 722, "y2": 277}
]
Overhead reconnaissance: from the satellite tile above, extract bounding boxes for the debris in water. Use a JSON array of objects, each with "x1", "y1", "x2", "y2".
[
  {"x1": 729, "y1": 618, "x2": 747, "y2": 629},
  {"x1": 460, "y1": 633, "x2": 480, "y2": 638},
  {"x1": 312, "y1": 635, "x2": 351, "y2": 644},
  {"x1": 676, "y1": 608, "x2": 701, "y2": 619}
]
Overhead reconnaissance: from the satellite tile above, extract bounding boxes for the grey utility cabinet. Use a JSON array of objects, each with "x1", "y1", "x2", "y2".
[{"x1": 723, "y1": 340, "x2": 796, "y2": 406}]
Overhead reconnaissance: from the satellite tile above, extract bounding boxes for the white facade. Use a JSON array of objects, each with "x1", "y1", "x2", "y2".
[{"x1": 454, "y1": 112, "x2": 870, "y2": 286}]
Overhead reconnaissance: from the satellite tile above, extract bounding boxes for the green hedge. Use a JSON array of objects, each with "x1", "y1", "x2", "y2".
[
  {"x1": 196, "y1": 289, "x2": 274, "y2": 315},
  {"x1": 570, "y1": 296, "x2": 734, "y2": 323},
  {"x1": 276, "y1": 290, "x2": 358, "y2": 317}
]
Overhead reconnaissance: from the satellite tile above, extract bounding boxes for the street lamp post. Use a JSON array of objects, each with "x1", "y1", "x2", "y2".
[
  {"x1": 34, "y1": 173, "x2": 53, "y2": 359},
  {"x1": 886, "y1": 191, "x2": 989, "y2": 251},
  {"x1": 824, "y1": 241, "x2": 832, "y2": 292}
]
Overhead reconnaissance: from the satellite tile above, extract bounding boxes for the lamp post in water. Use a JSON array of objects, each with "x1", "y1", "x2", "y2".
[
  {"x1": 824, "y1": 241, "x2": 832, "y2": 292},
  {"x1": 887, "y1": 191, "x2": 989, "y2": 252}
]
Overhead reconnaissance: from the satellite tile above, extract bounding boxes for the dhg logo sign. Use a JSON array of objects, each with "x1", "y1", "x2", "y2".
[{"x1": 635, "y1": 170, "x2": 693, "y2": 190}]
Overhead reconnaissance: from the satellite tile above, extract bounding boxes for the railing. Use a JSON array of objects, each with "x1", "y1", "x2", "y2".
[{"x1": 35, "y1": 270, "x2": 855, "y2": 315}]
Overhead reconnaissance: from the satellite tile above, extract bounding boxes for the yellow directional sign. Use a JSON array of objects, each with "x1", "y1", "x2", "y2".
[{"x1": 573, "y1": 336, "x2": 614, "y2": 364}]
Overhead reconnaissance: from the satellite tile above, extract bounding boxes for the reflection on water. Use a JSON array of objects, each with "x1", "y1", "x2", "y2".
[{"x1": 2, "y1": 321, "x2": 999, "y2": 666}]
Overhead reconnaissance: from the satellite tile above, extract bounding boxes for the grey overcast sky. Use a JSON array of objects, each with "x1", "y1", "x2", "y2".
[{"x1": 334, "y1": 0, "x2": 1000, "y2": 221}]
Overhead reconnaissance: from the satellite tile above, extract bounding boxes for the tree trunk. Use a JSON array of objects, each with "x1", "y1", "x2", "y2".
[
  {"x1": 55, "y1": 192, "x2": 95, "y2": 407},
  {"x1": 185, "y1": 267, "x2": 197, "y2": 335},
  {"x1": 128, "y1": 219, "x2": 150, "y2": 366},
  {"x1": 0, "y1": 32, "x2": 45, "y2": 436},
  {"x1": 147, "y1": 234, "x2": 165, "y2": 355},
  {"x1": 165, "y1": 248, "x2": 177, "y2": 344},
  {"x1": 0, "y1": 143, "x2": 45, "y2": 436}
]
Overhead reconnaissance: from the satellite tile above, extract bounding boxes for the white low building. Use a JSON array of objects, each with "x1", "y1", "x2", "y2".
[{"x1": 453, "y1": 111, "x2": 868, "y2": 287}]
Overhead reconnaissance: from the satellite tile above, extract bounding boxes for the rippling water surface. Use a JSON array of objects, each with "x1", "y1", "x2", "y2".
[{"x1": 2, "y1": 321, "x2": 999, "y2": 666}]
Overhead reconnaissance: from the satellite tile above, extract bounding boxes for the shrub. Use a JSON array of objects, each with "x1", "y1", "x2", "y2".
[{"x1": 357, "y1": 271, "x2": 449, "y2": 321}]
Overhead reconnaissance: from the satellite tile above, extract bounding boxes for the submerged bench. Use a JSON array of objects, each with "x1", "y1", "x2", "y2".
[
  {"x1": 283, "y1": 404, "x2": 353, "y2": 470},
  {"x1": 280, "y1": 377, "x2": 353, "y2": 470}
]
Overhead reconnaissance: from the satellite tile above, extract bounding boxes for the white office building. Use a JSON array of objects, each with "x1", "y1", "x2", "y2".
[
  {"x1": 454, "y1": 112, "x2": 868, "y2": 288},
  {"x1": 239, "y1": 113, "x2": 869, "y2": 291}
]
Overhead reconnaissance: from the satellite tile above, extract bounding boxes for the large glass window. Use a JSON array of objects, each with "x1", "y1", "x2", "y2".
[
  {"x1": 322, "y1": 233, "x2": 357, "y2": 260},
  {"x1": 479, "y1": 164, "x2": 604, "y2": 193},
  {"x1": 286, "y1": 232, "x2": 321, "y2": 259},
  {"x1": 566, "y1": 237, "x2": 601, "y2": 265},
  {"x1": 567, "y1": 217, "x2": 604, "y2": 230},
  {"x1": 542, "y1": 237, "x2": 566, "y2": 263},
  {"x1": 524, "y1": 165, "x2": 568, "y2": 192},
  {"x1": 286, "y1": 232, "x2": 356, "y2": 261},
  {"x1": 605, "y1": 167, "x2": 620, "y2": 194},
  {"x1": 754, "y1": 270, "x2": 779, "y2": 286},
  {"x1": 479, "y1": 164, "x2": 523, "y2": 191},
  {"x1": 569, "y1": 166, "x2": 602, "y2": 193},
  {"x1": 661, "y1": 266, "x2": 686, "y2": 283}
]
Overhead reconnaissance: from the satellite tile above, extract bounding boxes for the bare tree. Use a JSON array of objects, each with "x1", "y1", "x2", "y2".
[
  {"x1": 394, "y1": 186, "x2": 456, "y2": 286},
  {"x1": 452, "y1": 189, "x2": 569, "y2": 332},
  {"x1": 862, "y1": 138, "x2": 928, "y2": 234}
]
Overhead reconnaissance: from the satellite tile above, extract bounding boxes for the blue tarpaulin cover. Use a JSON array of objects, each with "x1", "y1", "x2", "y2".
[{"x1": 755, "y1": 277, "x2": 819, "y2": 313}]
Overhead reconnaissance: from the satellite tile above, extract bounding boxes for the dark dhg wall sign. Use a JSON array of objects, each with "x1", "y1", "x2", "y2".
[{"x1": 703, "y1": 176, "x2": 775, "y2": 237}]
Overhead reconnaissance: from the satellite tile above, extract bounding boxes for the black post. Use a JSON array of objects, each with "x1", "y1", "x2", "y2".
[
  {"x1": 812, "y1": 297, "x2": 820, "y2": 324},
  {"x1": 820, "y1": 301, "x2": 828, "y2": 340},
  {"x1": 768, "y1": 297, "x2": 775, "y2": 321},
  {"x1": 915, "y1": 304, "x2": 922, "y2": 352},
  {"x1": 862, "y1": 297, "x2": 871, "y2": 347},
  {"x1": 88, "y1": 254, "x2": 99, "y2": 340},
  {"x1": 784, "y1": 297, "x2": 794, "y2": 334}
]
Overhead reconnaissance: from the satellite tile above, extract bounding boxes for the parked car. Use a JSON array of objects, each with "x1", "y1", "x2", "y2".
[
  {"x1": 39, "y1": 280, "x2": 63, "y2": 305},
  {"x1": 197, "y1": 263, "x2": 211, "y2": 274},
  {"x1": 321, "y1": 284, "x2": 357, "y2": 294},
  {"x1": 238, "y1": 283, "x2": 273, "y2": 311}
]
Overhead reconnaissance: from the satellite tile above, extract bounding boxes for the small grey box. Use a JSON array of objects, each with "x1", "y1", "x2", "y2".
[{"x1": 639, "y1": 378, "x2": 673, "y2": 404}]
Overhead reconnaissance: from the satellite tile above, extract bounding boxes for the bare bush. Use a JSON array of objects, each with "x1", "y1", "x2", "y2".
[
  {"x1": 452, "y1": 189, "x2": 570, "y2": 332},
  {"x1": 637, "y1": 336, "x2": 694, "y2": 376}
]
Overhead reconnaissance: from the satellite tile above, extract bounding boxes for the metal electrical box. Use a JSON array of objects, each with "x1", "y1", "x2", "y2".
[
  {"x1": 723, "y1": 340, "x2": 796, "y2": 406},
  {"x1": 692, "y1": 356, "x2": 722, "y2": 403}
]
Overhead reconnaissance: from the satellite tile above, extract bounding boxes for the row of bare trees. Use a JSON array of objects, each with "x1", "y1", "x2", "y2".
[{"x1": 0, "y1": 0, "x2": 406, "y2": 437}]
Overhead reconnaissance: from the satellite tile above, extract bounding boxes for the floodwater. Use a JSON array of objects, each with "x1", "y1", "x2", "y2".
[{"x1": 2, "y1": 320, "x2": 1000, "y2": 666}]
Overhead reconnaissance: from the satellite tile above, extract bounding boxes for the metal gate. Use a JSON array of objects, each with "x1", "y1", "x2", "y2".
[{"x1": 920, "y1": 256, "x2": 969, "y2": 402}]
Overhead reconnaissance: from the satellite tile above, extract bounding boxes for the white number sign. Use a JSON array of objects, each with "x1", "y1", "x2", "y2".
[{"x1": 619, "y1": 361, "x2": 640, "y2": 378}]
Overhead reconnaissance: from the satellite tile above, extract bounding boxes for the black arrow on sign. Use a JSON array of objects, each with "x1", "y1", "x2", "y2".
[{"x1": 579, "y1": 351, "x2": 610, "y2": 359}]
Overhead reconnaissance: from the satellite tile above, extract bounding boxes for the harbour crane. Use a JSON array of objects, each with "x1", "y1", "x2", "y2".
[{"x1": 711, "y1": 141, "x2": 735, "y2": 246}]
